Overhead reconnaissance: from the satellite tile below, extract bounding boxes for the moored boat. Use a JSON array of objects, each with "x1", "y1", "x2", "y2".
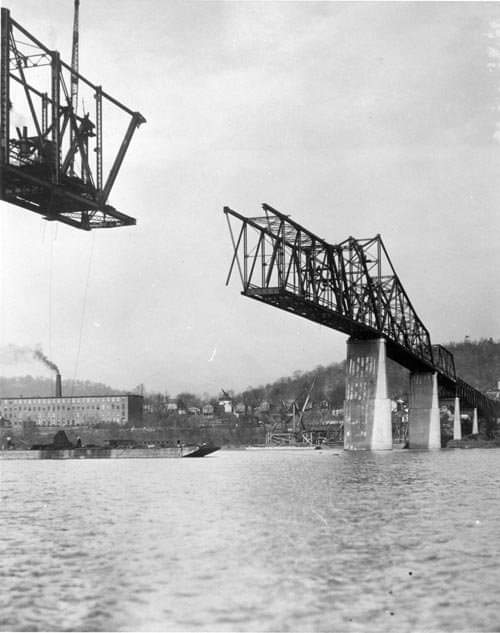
[
  {"x1": 0, "y1": 431, "x2": 220, "y2": 460},
  {"x1": 246, "y1": 444, "x2": 322, "y2": 450}
]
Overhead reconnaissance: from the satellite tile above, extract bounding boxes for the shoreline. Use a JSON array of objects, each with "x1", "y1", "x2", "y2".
[{"x1": 446, "y1": 436, "x2": 500, "y2": 449}]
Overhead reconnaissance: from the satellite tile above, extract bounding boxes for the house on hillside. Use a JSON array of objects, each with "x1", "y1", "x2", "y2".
[
  {"x1": 234, "y1": 402, "x2": 248, "y2": 416},
  {"x1": 256, "y1": 400, "x2": 271, "y2": 414},
  {"x1": 218, "y1": 398, "x2": 233, "y2": 414},
  {"x1": 486, "y1": 381, "x2": 500, "y2": 401},
  {"x1": 202, "y1": 404, "x2": 214, "y2": 417},
  {"x1": 166, "y1": 399, "x2": 178, "y2": 413}
]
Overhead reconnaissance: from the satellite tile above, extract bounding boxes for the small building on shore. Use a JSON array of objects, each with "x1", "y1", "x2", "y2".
[
  {"x1": 202, "y1": 403, "x2": 214, "y2": 417},
  {"x1": 486, "y1": 381, "x2": 500, "y2": 401}
]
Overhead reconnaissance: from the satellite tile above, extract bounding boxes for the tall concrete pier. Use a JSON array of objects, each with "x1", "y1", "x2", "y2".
[
  {"x1": 344, "y1": 338, "x2": 392, "y2": 450},
  {"x1": 453, "y1": 397, "x2": 462, "y2": 440},
  {"x1": 472, "y1": 408, "x2": 479, "y2": 435},
  {"x1": 408, "y1": 372, "x2": 441, "y2": 449}
]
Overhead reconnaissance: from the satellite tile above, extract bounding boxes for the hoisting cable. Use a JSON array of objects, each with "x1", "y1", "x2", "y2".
[{"x1": 71, "y1": 231, "x2": 95, "y2": 395}]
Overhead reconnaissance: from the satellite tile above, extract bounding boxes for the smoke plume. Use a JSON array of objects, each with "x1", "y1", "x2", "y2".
[
  {"x1": 33, "y1": 349, "x2": 60, "y2": 374},
  {"x1": 0, "y1": 344, "x2": 34, "y2": 365},
  {"x1": 0, "y1": 344, "x2": 59, "y2": 374}
]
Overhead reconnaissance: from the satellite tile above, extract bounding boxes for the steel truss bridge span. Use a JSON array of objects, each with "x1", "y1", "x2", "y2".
[
  {"x1": 225, "y1": 203, "x2": 498, "y2": 418},
  {"x1": 0, "y1": 8, "x2": 145, "y2": 230}
]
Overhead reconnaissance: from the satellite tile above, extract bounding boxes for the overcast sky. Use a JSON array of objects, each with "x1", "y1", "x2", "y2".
[{"x1": 1, "y1": 0, "x2": 499, "y2": 396}]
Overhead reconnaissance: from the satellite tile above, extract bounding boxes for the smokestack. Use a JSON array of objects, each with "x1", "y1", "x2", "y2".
[{"x1": 56, "y1": 373, "x2": 62, "y2": 398}]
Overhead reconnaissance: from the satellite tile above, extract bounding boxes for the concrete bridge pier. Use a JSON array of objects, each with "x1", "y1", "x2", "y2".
[
  {"x1": 472, "y1": 408, "x2": 479, "y2": 435},
  {"x1": 408, "y1": 372, "x2": 441, "y2": 449},
  {"x1": 453, "y1": 397, "x2": 462, "y2": 440},
  {"x1": 344, "y1": 338, "x2": 392, "y2": 450}
]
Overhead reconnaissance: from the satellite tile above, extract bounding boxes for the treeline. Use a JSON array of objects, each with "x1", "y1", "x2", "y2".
[
  {"x1": 0, "y1": 375, "x2": 127, "y2": 398},
  {"x1": 232, "y1": 360, "x2": 409, "y2": 409},
  {"x1": 445, "y1": 338, "x2": 500, "y2": 392},
  {"x1": 235, "y1": 364, "x2": 347, "y2": 410},
  {"x1": 232, "y1": 338, "x2": 500, "y2": 407}
]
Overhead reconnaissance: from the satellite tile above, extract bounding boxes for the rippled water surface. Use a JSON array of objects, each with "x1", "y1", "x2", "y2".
[{"x1": 1, "y1": 448, "x2": 500, "y2": 632}]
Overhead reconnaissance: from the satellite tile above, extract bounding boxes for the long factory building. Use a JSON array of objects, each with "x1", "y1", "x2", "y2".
[{"x1": 0, "y1": 394, "x2": 144, "y2": 428}]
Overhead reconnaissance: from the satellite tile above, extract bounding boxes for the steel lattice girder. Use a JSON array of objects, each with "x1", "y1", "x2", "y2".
[
  {"x1": 0, "y1": 8, "x2": 145, "y2": 230},
  {"x1": 224, "y1": 203, "x2": 500, "y2": 417}
]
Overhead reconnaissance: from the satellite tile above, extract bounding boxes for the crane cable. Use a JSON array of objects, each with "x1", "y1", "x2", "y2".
[
  {"x1": 70, "y1": 0, "x2": 90, "y2": 395},
  {"x1": 48, "y1": 223, "x2": 54, "y2": 360},
  {"x1": 71, "y1": 231, "x2": 95, "y2": 396}
]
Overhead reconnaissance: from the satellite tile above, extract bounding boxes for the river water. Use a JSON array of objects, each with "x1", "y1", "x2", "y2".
[{"x1": 1, "y1": 448, "x2": 499, "y2": 632}]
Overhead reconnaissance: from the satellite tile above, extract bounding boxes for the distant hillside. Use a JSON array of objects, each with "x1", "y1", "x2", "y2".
[
  {"x1": 234, "y1": 358, "x2": 409, "y2": 409},
  {"x1": 234, "y1": 338, "x2": 499, "y2": 407},
  {"x1": 0, "y1": 375, "x2": 127, "y2": 398},
  {"x1": 236, "y1": 362, "x2": 348, "y2": 409},
  {"x1": 443, "y1": 338, "x2": 500, "y2": 392}
]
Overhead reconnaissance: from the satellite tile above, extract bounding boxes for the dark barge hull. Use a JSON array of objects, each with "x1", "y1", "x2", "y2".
[{"x1": 0, "y1": 444, "x2": 220, "y2": 460}]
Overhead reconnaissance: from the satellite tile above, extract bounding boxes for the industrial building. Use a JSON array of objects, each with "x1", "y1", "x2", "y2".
[{"x1": 0, "y1": 394, "x2": 143, "y2": 428}]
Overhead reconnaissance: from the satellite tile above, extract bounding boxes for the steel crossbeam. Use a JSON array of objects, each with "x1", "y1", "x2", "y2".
[
  {"x1": 0, "y1": 9, "x2": 145, "y2": 230},
  {"x1": 225, "y1": 203, "x2": 499, "y2": 417}
]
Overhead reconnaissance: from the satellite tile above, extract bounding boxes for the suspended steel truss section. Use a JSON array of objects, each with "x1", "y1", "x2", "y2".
[
  {"x1": 0, "y1": 9, "x2": 145, "y2": 230},
  {"x1": 225, "y1": 203, "x2": 499, "y2": 417},
  {"x1": 225, "y1": 203, "x2": 435, "y2": 372}
]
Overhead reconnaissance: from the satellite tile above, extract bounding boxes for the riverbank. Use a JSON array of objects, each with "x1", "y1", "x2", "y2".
[
  {"x1": 0, "y1": 424, "x2": 264, "y2": 452},
  {"x1": 447, "y1": 435, "x2": 500, "y2": 449}
]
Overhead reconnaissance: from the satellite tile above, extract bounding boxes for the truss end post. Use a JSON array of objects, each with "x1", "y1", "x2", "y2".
[{"x1": 134, "y1": 112, "x2": 146, "y2": 126}]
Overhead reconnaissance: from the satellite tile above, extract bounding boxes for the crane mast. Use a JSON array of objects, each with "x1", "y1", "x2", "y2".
[
  {"x1": 71, "y1": 0, "x2": 79, "y2": 112},
  {"x1": 70, "y1": 0, "x2": 79, "y2": 175}
]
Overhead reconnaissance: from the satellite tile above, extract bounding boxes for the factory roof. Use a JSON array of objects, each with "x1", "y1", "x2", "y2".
[{"x1": 0, "y1": 394, "x2": 143, "y2": 401}]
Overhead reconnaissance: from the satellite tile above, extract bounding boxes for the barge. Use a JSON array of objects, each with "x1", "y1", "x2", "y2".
[{"x1": 0, "y1": 431, "x2": 220, "y2": 459}]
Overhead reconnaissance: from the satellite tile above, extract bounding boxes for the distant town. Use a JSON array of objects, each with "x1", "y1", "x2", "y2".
[{"x1": 1, "y1": 338, "x2": 499, "y2": 449}]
